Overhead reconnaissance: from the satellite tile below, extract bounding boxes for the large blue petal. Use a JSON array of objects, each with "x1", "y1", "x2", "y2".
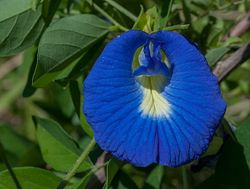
[
  {"x1": 84, "y1": 30, "x2": 158, "y2": 166},
  {"x1": 152, "y1": 31, "x2": 226, "y2": 166},
  {"x1": 83, "y1": 30, "x2": 226, "y2": 167}
]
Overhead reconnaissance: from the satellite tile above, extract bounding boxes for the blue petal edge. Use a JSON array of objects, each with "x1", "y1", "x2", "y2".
[{"x1": 83, "y1": 30, "x2": 227, "y2": 167}]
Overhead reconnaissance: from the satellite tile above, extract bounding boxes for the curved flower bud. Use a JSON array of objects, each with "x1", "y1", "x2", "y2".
[{"x1": 83, "y1": 30, "x2": 226, "y2": 167}]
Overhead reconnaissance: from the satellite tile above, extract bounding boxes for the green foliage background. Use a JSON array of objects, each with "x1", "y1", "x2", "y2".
[{"x1": 0, "y1": 0, "x2": 250, "y2": 189}]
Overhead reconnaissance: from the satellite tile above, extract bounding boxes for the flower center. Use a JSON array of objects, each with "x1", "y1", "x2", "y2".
[
  {"x1": 132, "y1": 41, "x2": 172, "y2": 118},
  {"x1": 133, "y1": 41, "x2": 171, "y2": 77}
]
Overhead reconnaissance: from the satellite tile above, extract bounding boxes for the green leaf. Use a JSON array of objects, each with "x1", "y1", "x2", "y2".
[
  {"x1": 195, "y1": 119, "x2": 250, "y2": 189},
  {"x1": 69, "y1": 81, "x2": 81, "y2": 118},
  {"x1": 34, "y1": 117, "x2": 92, "y2": 172},
  {"x1": 0, "y1": 0, "x2": 31, "y2": 22},
  {"x1": 235, "y1": 117, "x2": 250, "y2": 169},
  {"x1": 66, "y1": 39, "x2": 106, "y2": 82},
  {"x1": 132, "y1": 6, "x2": 159, "y2": 32},
  {"x1": 0, "y1": 125, "x2": 31, "y2": 160},
  {"x1": 221, "y1": 118, "x2": 237, "y2": 142},
  {"x1": 0, "y1": 2, "x2": 45, "y2": 57},
  {"x1": 192, "y1": 16, "x2": 209, "y2": 34},
  {"x1": 80, "y1": 119, "x2": 93, "y2": 139},
  {"x1": 205, "y1": 47, "x2": 230, "y2": 66},
  {"x1": 207, "y1": 28, "x2": 223, "y2": 48},
  {"x1": 31, "y1": 0, "x2": 42, "y2": 11},
  {"x1": 70, "y1": 171, "x2": 93, "y2": 189},
  {"x1": 110, "y1": 171, "x2": 139, "y2": 189},
  {"x1": 0, "y1": 140, "x2": 21, "y2": 189},
  {"x1": 33, "y1": 14, "x2": 110, "y2": 87},
  {"x1": 203, "y1": 136, "x2": 223, "y2": 157},
  {"x1": 80, "y1": 108, "x2": 94, "y2": 138},
  {"x1": 54, "y1": 56, "x2": 83, "y2": 83},
  {"x1": 195, "y1": 175, "x2": 215, "y2": 189},
  {"x1": 69, "y1": 78, "x2": 94, "y2": 138},
  {"x1": 81, "y1": 81, "x2": 94, "y2": 137},
  {"x1": 103, "y1": 158, "x2": 124, "y2": 189},
  {"x1": 132, "y1": 6, "x2": 146, "y2": 30},
  {"x1": 158, "y1": 0, "x2": 174, "y2": 29},
  {"x1": 0, "y1": 167, "x2": 61, "y2": 189},
  {"x1": 196, "y1": 138, "x2": 250, "y2": 189},
  {"x1": 0, "y1": 125, "x2": 43, "y2": 167},
  {"x1": 42, "y1": 0, "x2": 62, "y2": 25},
  {"x1": 144, "y1": 166, "x2": 164, "y2": 189},
  {"x1": 222, "y1": 37, "x2": 242, "y2": 47},
  {"x1": 23, "y1": 49, "x2": 38, "y2": 97}
]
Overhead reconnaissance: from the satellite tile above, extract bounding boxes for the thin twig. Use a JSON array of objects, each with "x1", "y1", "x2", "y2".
[
  {"x1": 56, "y1": 138, "x2": 96, "y2": 189},
  {"x1": 213, "y1": 42, "x2": 250, "y2": 82},
  {"x1": 86, "y1": 0, "x2": 128, "y2": 32},
  {"x1": 104, "y1": 0, "x2": 137, "y2": 22},
  {"x1": 0, "y1": 140, "x2": 22, "y2": 189},
  {"x1": 225, "y1": 12, "x2": 250, "y2": 39},
  {"x1": 163, "y1": 24, "x2": 189, "y2": 31},
  {"x1": 214, "y1": 11, "x2": 250, "y2": 81},
  {"x1": 227, "y1": 98, "x2": 250, "y2": 115},
  {"x1": 87, "y1": 153, "x2": 110, "y2": 189}
]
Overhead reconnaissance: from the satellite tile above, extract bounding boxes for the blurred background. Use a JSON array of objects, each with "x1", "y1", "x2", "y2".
[{"x1": 0, "y1": 0, "x2": 250, "y2": 189}]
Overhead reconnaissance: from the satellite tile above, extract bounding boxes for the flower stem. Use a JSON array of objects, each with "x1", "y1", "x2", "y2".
[
  {"x1": 56, "y1": 138, "x2": 96, "y2": 189},
  {"x1": 86, "y1": 0, "x2": 128, "y2": 32},
  {"x1": 182, "y1": 166, "x2": 189, "y2": 189},
  {"x1": 104, "y1": 0, "x2": 137, "y2": 22}
]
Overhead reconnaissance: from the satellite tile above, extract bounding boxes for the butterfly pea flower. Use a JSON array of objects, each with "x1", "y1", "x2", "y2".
[{"x1": 83, "y1": 30, "x2": 226, "y2": 167}]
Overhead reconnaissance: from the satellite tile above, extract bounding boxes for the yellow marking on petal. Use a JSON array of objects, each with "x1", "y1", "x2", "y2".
[
  {"x1": 132, "y1": 47, "x2": 171, "y2": 118},
  {"x1": 138, "y1": 75, "x2": 171, "y2": 118}
]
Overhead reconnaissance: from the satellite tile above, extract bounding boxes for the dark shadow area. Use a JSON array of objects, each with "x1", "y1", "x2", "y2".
[{"x1": 195, "y1": 138, "x2": 250, "y2": 189}]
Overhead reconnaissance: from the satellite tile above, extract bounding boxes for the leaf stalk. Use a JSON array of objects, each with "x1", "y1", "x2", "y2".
[
  {"x1": 104, "y1": 0, "x2": 137, "y2": 22},
  {"x1": 86, "y1": 0, "x2": 128, "y2": 32},
  {"x1": 56, "y1": 138, "x2": 96, "y2": 189}
]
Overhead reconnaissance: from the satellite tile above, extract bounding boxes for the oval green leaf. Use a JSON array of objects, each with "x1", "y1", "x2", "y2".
[
  {"x1": 0, "y1": 1, "x2": 45, "y2": 57},
  {"x1": 144, "y1": 166, "x2": 164, "y2": 189},
  {"x1": 0, "y1": 167, "x2": 61, "y2": 189},
  {"x1": 0, "y1": 0, "x2": 31, "y2": 22},
  {"x1": 34, "y1": 117, "x2": 92, "y2": 172},
  {"x1": 205, "y1": 47, "x2": 230, "y2": 66},
  {"x1": 33, "y1": 14, "x2": 110, "y2": 87},
  {"x1": 236, "y1": 117, "x2": 250, "y2": 169}
]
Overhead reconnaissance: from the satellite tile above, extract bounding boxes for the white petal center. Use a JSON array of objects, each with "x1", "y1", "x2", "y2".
[{"x1": 138, "y1": 75, "x2": 171, "y2": 118}]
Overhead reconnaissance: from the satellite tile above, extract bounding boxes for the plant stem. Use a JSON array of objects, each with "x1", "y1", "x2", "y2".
[
  {"x1": 86, "y1": 0, "x2": 128, "y2": 32},
  {"x1": 165, "y1": 0, "x2": 174, "y2": 23},
  {"x1": 0, "y1": 140, "x2": 22, "y2": 189},
  {"x1": 56, "y1": 138, "x2": 96, "y2": 189},
  {"x1": 213, "y1": 42, "x2": 250, "y2": 82},
  {"x1": 163, "y1": 24, "x2": 189, "y2": 31},
  {"x1": 181, "y1": 0, "x2": 191, "y2": 24},
  {"x1": 104, "y1": 0, "x2": 137, "y2": 22},
  {"x1": 65, "y1": 138, "x2": 96, "y2": 181},
  {"x1": 182, "y1": 166, "x2": 189, "y2": 189}
]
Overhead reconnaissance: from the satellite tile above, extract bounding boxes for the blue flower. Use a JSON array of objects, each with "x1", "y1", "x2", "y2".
[{"x1": 83, "y1": 30, "x2": 226, "y2": 167}]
